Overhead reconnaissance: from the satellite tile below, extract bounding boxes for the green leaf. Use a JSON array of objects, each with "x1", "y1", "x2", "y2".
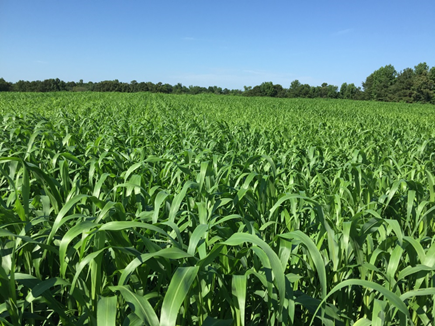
[
  {"x1": 48, "y1": 194, "x2": 89, "y2": 244},
  {"x1": 223, "y1": 233, "x2": 286, "y2": 316},
  {"x1": 269, "y1": 194, "x2": 318, "y2": 219},
  {"x1": 354, "y1": 318, "x2": 372, "y2": 326},
  {"x1": 109, "y1": 285, "x2": 159, "y2": 326},
  {"x1": 124, "y1": 161, "x2": 144, "y2": 181},
  {"x1": 97, "y1": 295, "x2": 118, "y2": 326},
  {"x1": 160, "y1": 266, "x2": 199, "y2": 326},
  {"x1": 168, "y1": 181, "x2": 197, "y2": 223},
  {"x1": 59, "y1": 221, "x2": 96, "y2": 278},
  {"x1": 232, "y1": 274, "x2": 247, "y2": 326},
  {"x1": 119, "y1": 247, "x2": 192, "y2": 285},
  {"x1": 26, "y1": 277, "x2": 70, "y2": 303},
  {"x1": 152, "y1": 191, "x2": 170, "y2": 223},
  {"x1": 309, "y1": 279, "x2": 410, "y2": 325},
  {"x1": 61, "y1": 152, "x2": 85, "y2": 167},
  {"x1": 93, "y1": 173, "x2": 111, "y2": 198},
  {"x1": 22, "y1": 163, "x2": 30, "y2": 220},
  {"x1": 70, "y1": 249, "x2": 106, "y2": 295},
  {"x1": 400, "y1": 287, "x2": 435, "y2": 301},
  {"x1": 385, "y1": 245, "x2": 403, "y2": 287},
  {"x1": 280, "y1": 231, "x2": 327, "y2": 299},
  {"x1": 187, "y1": 224, "x2": 208, "y2": 256},
  {"x1": 99, "y1": 221, "x2": 175, "y2": 243}
]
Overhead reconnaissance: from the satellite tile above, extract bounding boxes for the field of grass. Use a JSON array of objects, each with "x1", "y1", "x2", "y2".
[{"x1": 1, "y1": 92, "x2": 435, "y2": 325}]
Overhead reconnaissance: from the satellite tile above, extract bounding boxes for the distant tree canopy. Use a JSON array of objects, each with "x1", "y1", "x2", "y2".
[
  {"x1": 362, "y1": 63, "x2": 435, "y2": 103},
  {"x1": 1, "y1": 62, "x2": 434, "y2": 103}
]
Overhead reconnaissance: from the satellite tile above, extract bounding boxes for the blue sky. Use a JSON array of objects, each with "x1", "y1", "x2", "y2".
[{"x1": 1, "y1": 0, "x2": 434, "y2": 89}]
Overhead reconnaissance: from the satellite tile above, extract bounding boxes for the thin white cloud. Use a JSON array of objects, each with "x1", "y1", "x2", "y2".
[
  {"x1": 332, "y1": 28, "x2": 354, "y2": 36},
  {"x1": 243, "y1": 69, "x2": 264, "y2": 75}
]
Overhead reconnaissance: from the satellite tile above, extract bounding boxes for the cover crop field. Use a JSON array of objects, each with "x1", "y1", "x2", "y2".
[{"x1": 1, "y1": 92, "x2": 435, "y2": 325}]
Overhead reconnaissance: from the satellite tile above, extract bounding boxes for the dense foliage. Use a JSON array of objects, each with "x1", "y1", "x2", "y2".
[
  {"x1": 1, "y1": 92, "x2": 435, "y2": 325},
  {"x1": 1, "y1": 62, "x2": 434, "y2": 103},
  {"x1": 363, "y1": 63, "x2": 435, "y2": 103}
]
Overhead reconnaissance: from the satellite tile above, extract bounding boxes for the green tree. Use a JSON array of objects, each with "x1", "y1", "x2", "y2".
[
  {"x1": 319, "y1": 83, "x2": 329, "y2": 98},
  {"x1": 0, "y1": 78, "x2": 12, "y2": 91},
  {"x1": 344, "y1": 83, "x2": 358, "y2": 99},
  {"x1": 414, "y1": 62, "x2": 430, "y2": 76},
  {"x1": 430, "y1": 67, "x2": 435, "y2": 104},
  {"x1": 308, "y1": 86, "x2": 319, "y2": 98},
  {"x1": 259, "y1": 82, "x2": 277, "y2": 97},
  {"x1": 208, "y1": 86, "x2": 222, "y2": 94},
  {"x1": 299, "y1": 84, "x2": 311, "y2": 98},
  {"x1": 130, "y1": 80, "x2": 138, "y2": 92},
  {"x1": 288, "y1": 80, "x2": 302, "y2": 97},
  {"x1": 188, "y1": 85, "x2": 203, "y2": 95},
  {"x1": 392, "y1": 68, "x2": 415, "y2": 102},
  {"x1": 339, "y1": 83, "x2": 348, "y2": 99},
  {"x1": 146, "y1": 82, "x2": 156, "y2": 92},
  {"x1": 363, "y1": 64, "x2": 397, "y2": 101},
  {"x1": 429, "y1": 66, "x2": 435, "y2": 84},
  {"x1": 326, "y1": 84, "x2": 338, "y2": 98},
  {"x1": 411, "y1": 63, "x2": 433, "y2": 103},
  {"x1": 274, "y1": 84, "x2": 286, "y2": 97},
  {"x1": 173, "y1": 83, "x2": 186, "y2": 94},
  {"x1": 65, "y1": 81, "x2": 76, "y2": 91}
]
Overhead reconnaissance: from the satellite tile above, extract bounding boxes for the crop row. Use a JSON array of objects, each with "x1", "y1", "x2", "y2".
[{"x1": 0, "y1": 92, "x2": 435, "y2": 325}]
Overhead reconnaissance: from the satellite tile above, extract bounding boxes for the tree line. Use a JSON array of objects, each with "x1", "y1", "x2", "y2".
[{"x1": 1, "y1": 62, "x2": 434, "y2": 104}]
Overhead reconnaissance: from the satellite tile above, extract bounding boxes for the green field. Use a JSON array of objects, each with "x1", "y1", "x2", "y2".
[{"x1": 1, "y1": 92, "x2": 435, "y2": 325}]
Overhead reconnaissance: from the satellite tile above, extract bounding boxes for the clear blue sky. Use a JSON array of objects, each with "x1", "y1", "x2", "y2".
[{"x1": 1, "y1": 0, "x2": 434, "y2": 89}]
